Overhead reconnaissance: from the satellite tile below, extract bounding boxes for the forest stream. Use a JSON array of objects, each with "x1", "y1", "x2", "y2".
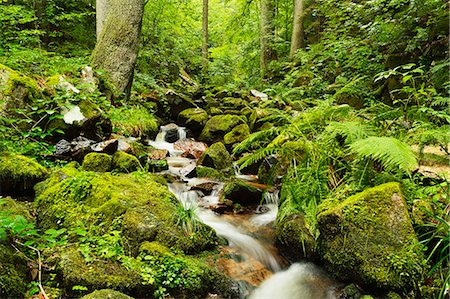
[{"x1": 149, "y1": 124, "x2": 339, "y2": 298}]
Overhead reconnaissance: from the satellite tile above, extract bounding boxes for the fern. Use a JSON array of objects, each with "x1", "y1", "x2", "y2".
[
  {"x1": 349, "y1": 137, "x2": 418, "y2": 173},
  {"x1": 324, "y1": 121, "x2": 376, "y2": 144},
  {"x1": 236, "y1": 147, "x2": 284, "y2": 170},
  {"x1": 232, "y1": 127, "x2": 282, "y2": 155}
]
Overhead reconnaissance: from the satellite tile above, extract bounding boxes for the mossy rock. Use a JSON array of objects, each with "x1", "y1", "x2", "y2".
[
  {"x1": 196, "y1": 166, "x2": 226, "y2": 180},
  {"x1": 178, "y1": 108, "x2": 208, "y2": 136},
  {"x1": 199, "y1": 115, "x2": 245, "y2": 143},
  {"x1": 224, "y1": 123, "x2": 251, "y2": 146},
  {"x1": 0, "y1": 152, "x2": 48, "y2": 197},
  {"x1": 0, "y1": 243, "x2": 29, "y2": 298},
  {"x1": 35, "y1": 168, "x2": 215, "y2": 253},
  {"x1": 220, "y1": 179, "x2": 262, "y2": 205},
  {"x1": 317, "y1": 182, "x2": 423, "y2": 292},
  {"x1": 0, "y1": 196, "x2": 34, "y2": 221},
  {"x1": 81, "y1": 289, "x2": 134, "y2": 299},
  {"x1": 112, "y1": 151, "x2": 141, "y2": 173},
  {"x1": 82, "y1": 153, "x2": 112, "y2": 172},
  {"x1": 276, "y1": 213, "x2": 317, "y2": 260},
  {"x1": 198, "y1": 142, "x2": 232, "y2": 171}
]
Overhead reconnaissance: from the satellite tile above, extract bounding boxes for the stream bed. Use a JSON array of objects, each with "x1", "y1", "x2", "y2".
[{"x1": 149, "y1": 124, "x2": 339, "y2": 299}]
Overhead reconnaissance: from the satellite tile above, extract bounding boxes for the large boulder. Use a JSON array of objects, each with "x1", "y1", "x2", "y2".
[
  {"x1": 0, "y1": 152, "x2": 48, "y2": 197},
  {"x1": 82, "y1": 153, "x2": 112, "y2": 172},
  {"x1": 198, "y1": 142, "x2": 232, "y2": 170},
  {"x1": 220, "y1": 179, "x2": 263, "y2": 205},
  {"x1": 112, "y1": 151, "x2": 141, "y2": 173},
  {"x1": 199, "y1": 115, "x2": 245, "y2": 143},
  {"x1": 224, "y1": 123, "x2": 251, "y2": 147},
  {"x1": 317, "y1": 182, "x2": 423, "y2": 292},
  {"x1": 178, "y1": 108, "x2": 208, "y2": 136}
]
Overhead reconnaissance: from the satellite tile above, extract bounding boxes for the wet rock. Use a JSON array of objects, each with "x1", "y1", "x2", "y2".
[
  {"x1": 317, "y1": 182, "x2": 423, "y2": 292},
  {"x1": 174, "y1": 139, "x2": 208, "y2": 159},
  {"x1": 148, "y1": 148, "x2": 169, "y2": 160},
  {"x1": 198, "y1": 142, "x2": 232, "y2": 170},
  {"x1": 80, "y1": 289, "x2": 134, "y2": 299},
  {"x1": 199, "y1": 115, "x2": 245, "y2": 143},
  {"x1": 220, "y1": 179, "x2": 263, "y2": 206},
  {"x1": 196, "y1": 166, "x2": 226, "y2": 180},
  {"x1": 180, "y1": 164, "x2": 197, "y2": 178},
  {"x1": 224, "y1": 123, "x2": 251, "y2": 147},
  {"x1": 191, "y1": 182, "x2": 218, "y2": 195},
  {"x1": 112, "y1": 151, "x2": 141, "y2": 173},
  {"x1": 162, "y1": 123, "x2": 182, "y2": 143},
  {"x1": 0, "y1": 153, "x2": 48, "y2": 197},
  {"x1": 82, "y1": 153, "x2": 112, "y2": 172}
]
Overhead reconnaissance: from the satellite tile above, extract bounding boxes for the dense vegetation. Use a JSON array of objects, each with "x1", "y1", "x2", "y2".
[{"x1": 0, "y1": 0, "x2": 448, "y2": 298}]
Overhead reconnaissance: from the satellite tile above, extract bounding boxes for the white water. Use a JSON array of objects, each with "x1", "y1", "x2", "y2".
[{"x1": 250, "y1": 263, "x2": 338, "y2": 299}]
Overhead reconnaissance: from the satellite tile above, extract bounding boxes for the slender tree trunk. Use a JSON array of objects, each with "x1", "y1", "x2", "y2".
[
  {"x1": 290, "y1": 0, "x2": 305, "y2": 59},
  {"x1": 202, "y1": 0, "x2": 209, "y2": 73},
  {"x1": 92, "y1": 0, "x2": 144, "y2": 100},
  {"x1": 260, "y1": 0, "x2": 276, "y2": 79},
  {"x1": 35, "y1": 0, "x2": 48, "y2": 45},
  {"x1": 96, "y1": 0, "x2": 108, "y2": 41}
]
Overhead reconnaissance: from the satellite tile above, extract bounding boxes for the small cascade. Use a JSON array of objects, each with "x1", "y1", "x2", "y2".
[
  {"x1": 178, "y1": 126, "x2": 187, "y2": 140},
  {"x1": 233, "y1": 162, "x2": 258, "y2": 182},
  {"x1": 249, "y1": 263, "x2": 338, "y2": 299},
  {"x1": 251, "y1": 191, "x2": 279, "y2": 227}
]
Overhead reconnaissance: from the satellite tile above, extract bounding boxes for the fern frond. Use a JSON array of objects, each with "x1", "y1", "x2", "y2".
[
  {"x1": 324, "y1": 121, "x2": 376, "y2": 144},
  {"x1": 236, "y1": 147, "x2": 283, "y2": 170},
  {"x1": 232, "y1": 127, "x2": 281, "y2": 155},
  {"x1": 349, "y1": 137, "x2": 418, "y2": 173}
]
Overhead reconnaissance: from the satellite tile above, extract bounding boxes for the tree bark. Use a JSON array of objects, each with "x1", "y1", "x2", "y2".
[
  {"x1": 260, "y1": 0, "x2": 276, "y2": 79},
  {"x1": 92, "y1": 0, "x2": 144, "y2": 99},
  {"x1": 96, "y1": 0, "x2": 108, "y2": 41},
  {"x1": 290, "y1": 0, "x2": 305, "y2": 59},
  {"x1": 202, "y1": 0, "x2": 209, "y2": 73}
]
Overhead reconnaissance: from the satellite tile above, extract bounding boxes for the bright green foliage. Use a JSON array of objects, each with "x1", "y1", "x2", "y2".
[
  {"x1": 81, "y1": 289, "x2": 134, "y2": 299},
  {"x1": 349, "y1": 137, "x2": 418, "y2": 174},
  {"x1": 108, "y1": 106, "x2": 158, "y2": 138}
]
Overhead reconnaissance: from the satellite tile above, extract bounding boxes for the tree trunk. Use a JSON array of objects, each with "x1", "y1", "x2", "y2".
[
  {"x1": 96, "y1": 0, "x2": 108, "y2": 41},
  {"x1": 35, "y1": 0, "x2": 48, "y2": 45},
  {"x1": 202, "y1": 0, "x2": 209, "y2": 74},
  {"x1": 260, "y1": 0, "x2": 276, "y2": 79},
  {"x1": 92, "y1": 0, "x2": 144, "y2": 99},
  {"x1": 290, "y1": 0, "x2": 305, "y2": 59}
]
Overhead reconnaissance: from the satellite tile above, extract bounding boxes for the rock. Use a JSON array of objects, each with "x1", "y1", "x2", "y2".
[
  {"x1": 80, "y1": 66, "x2": 97, "y2": 94},
  {"x1": 55, "y1": 137, "x2": 96, "y2": 160},
  {"x1": 224, "y1": 123, "x2": 251, "y2": 146},
  {"x1": 198, "y1": 142, "x2": 232, "y2": 170},
  {"x1": 317, "y1": 182, "x2": 423, "y2": 292},
  {"x1": 178, "y1": 108, "x2": 208, "y2": 136},
  {"x1": 80, "y1": 289, "x2": 134, "y2": 299},
  {"x1": 90, "y1": 139, "x2": 119, "y2": 154},
  {"x1": 179, "y1": 164, "x2": 197, "y2": 178},
  {"x1": 338, "y1": 283, "x2": 363, "y2": 299},
  {"x1": 174, "y1": 139, "x2": 208, "y2": 159},
  {"x1": 0, "y1": 197, "x2": 34, "y2": 220},
  {"x1": 196, "y1": 166, "x2": 225, "y2": 180},
  {"x1": 0, "y1": 153, "x2": 48, "y2": 197},
  {"x1": 165, "y1": 89, "x2": 197, "y2": 119},
  {"x1": 82, "y1": 153, "x2": 112, "y2": 172},
  {"x1": 161, "y1": 123, "x2": 182, "y2": 143},
  {"x1": 250, "y1": 90, "x2": 268, "y2": 100},
  {"x1": 46, "y1": 75, "x2": 80, "y2": 94},
  {"x1": 0, "y1": 243, "x2": 29, "y2": 298},
  {"x1": 55, "y1": 139, "x2": 72, "y2": 156},
  {"x1": 199, "y1": 115, "x2": 245, "y2": 143},
  {"x1": 191, "y1": 182, "x2": 218, "y2": 195},
  {"x1": 147, "y1": 159, "x2": 169, "y2": 172},
  {"x1": 148, "y1": 148, "x2": 169, "y2": 160},
  {"x1": 112, "y1": 151, "x2": 141, "y2": 173},
  {"x1": 276, "y1": 213, "x2": 317, "y2": 260},
  {"x1": 220, "y1": 179, "x2": 263, "y2": 205}
]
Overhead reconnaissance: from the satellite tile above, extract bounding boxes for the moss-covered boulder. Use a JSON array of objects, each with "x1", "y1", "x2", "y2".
[
  {"x1": 276, "y1": 213, "x2": 317, "y2": 260},
  {"x1": 82, "y1": 153, "x2": 112, "y2": 172},
  {"x1": 178, "y1": 108, "x2": 208, "y2": 136},
  {"x1": 112, "y1": 151, "x2": 141, "y2": 173},
  {"x1": 0, "y1": 152, "x2": 48, "y2": 197},
  {"x1": 0, "y1": 243, "x2": 29, "y2": 298},
  {"x1": 81, "y1": 289, "x2": 134, "y2": 299},
  {"x1": 220, "y1": 179, "x2": 263, "y2": 205},
  {"x1": 224, "y1": 123, "x2": 251, "y2": 147},
  {"x1": 198, "y1": 142, "x2": 232, "y2": 170},
  {"x1": 317, "y1": 182, "x2": 423, "y2": 292},
  {"x1": 199, "y1": 115, "x2": 245, "y2": 143},
  {"x1": 196, "y1": 166, "x2": 226, "y2": 180}
]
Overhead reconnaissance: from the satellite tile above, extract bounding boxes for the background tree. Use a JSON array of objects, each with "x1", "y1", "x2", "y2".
[
  {"x1": 289, "y1": 0, "x2": 305, "y2": 59},
  {"x1": 202, "y1": 0, "x2": 209, "y2": 74},
  {"x1": 260, "y1": 0, "x2": 277, "y2": 79},
  {"x1": 91, "y1": 0, "x2": 145, "y2": 99}
]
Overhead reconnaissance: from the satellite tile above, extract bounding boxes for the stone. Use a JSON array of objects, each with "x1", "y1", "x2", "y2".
[
  {"x1": 198, "y1": 142, "x2": 232, "y2": 170},
  {"x1": 199, "y1": 115, "x2": 245, "y2": 143},
  {"x1": 190, "y1": 182, "x2": 218, "y2": 195},
  {"x1": 224, "y1": 123, "x2": 251, "y2": 146},
  {"x1": 90, "y1": 139, "x2": 119, "y2": 154},
  {"x1": 112, "y1": 151, "x2": 141, "y2": 173},
  {"x1": 179, "y1": 164, "x2": 197, "y2": 178},
  {"x1": 82, "y1": 153, "x2": 112, "y2": 172},
  {"x1": 178, "y1": 108, "x2": 208, "y2": 136},
  {"x1": 174, "y1": 139, "x2": 208, "y2": 159},
  {"x1": 165, "y1": 89, "x2": 197, "y2": 119},
  {"x1": 317, "y1": 182, "x2": 423, "y2": 292},
  {"x1": 220, "y1": 179, "x2": 263, "y2": 206},
  {"x1": 161, "y1": 123, "x2": 182, "y2": 143},
  {"x1": 0, "y1": 243, "x2": 29, "y2": 298},
  {"x1": 147, "y1": 159, "x2": 169, "y2": 172},
  {"x1": 81, "y1": 289, "x2": 134, "y2": 299},
  {"x1": 148, "y1": 148, "x2": 169, "y2": 160},
  {"x1": 0, "y1": 153, "x2": 48, "y2": 197}
]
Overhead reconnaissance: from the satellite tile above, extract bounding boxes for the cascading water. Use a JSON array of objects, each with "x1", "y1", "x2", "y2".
[{"x1": 150, "y1": 124, "x2": 338, "y2": 299}]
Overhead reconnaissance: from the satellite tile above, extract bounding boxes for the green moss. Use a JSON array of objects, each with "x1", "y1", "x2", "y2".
[
  {"x1": 82, "y1": 153, "x2": 112, "y2": 172},
  {"x1": 178, "y1": 108, "x2": 208, "y2": 127},
  {"x1": 196, "y1": 166, "x2": 225, "y2": 180},
  {"x1": 112, "y1": 151, "x2": 141, "y2": 173},
  {"x1": 197, "y1": 142, "x2": 232, "y2": 170},
  {"x1": 199, "y1": 115, "x2": 245, "y2": 142},
  {"x1": 224, "y1": 123, "x2": 251, "y2": 146},
  {"x1": 317, "y1": 182, "x2": 423, "y2": 292},
  {"x1": 0, "y1": 243, "x2": 29, "y2": 298},
  {"x1": 108, "y1": 106, "x2": 158, "y2": 138},
  {"x1": 1, "y1": 64, "x2": 39, "y2": 100},
  {"x1": 139, "y1": 241, "x2": 173, "y2": 257},
  {"x1": 0, "y1": 196, "x2": 33, "y2": 221},
  {"x1": 81, "y1": 289, "x2": 134, "y2": 299},
  {"x1": 78, "y1": 98, "x2": 101, "y2": 119},
  {"x1": 221, "y1": 179, "x2": 262, "y2": 205},
  {"x1": 0, "y1": 152, "x2": 48, "y2": 196},
  {"x1": 276, "y1": 213, "x2": 316, "y2": 259}
]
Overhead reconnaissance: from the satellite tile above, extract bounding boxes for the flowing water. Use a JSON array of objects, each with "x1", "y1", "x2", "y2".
[{"x1": 150, "y1": 125, "x2": 339, "y2": 299}]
